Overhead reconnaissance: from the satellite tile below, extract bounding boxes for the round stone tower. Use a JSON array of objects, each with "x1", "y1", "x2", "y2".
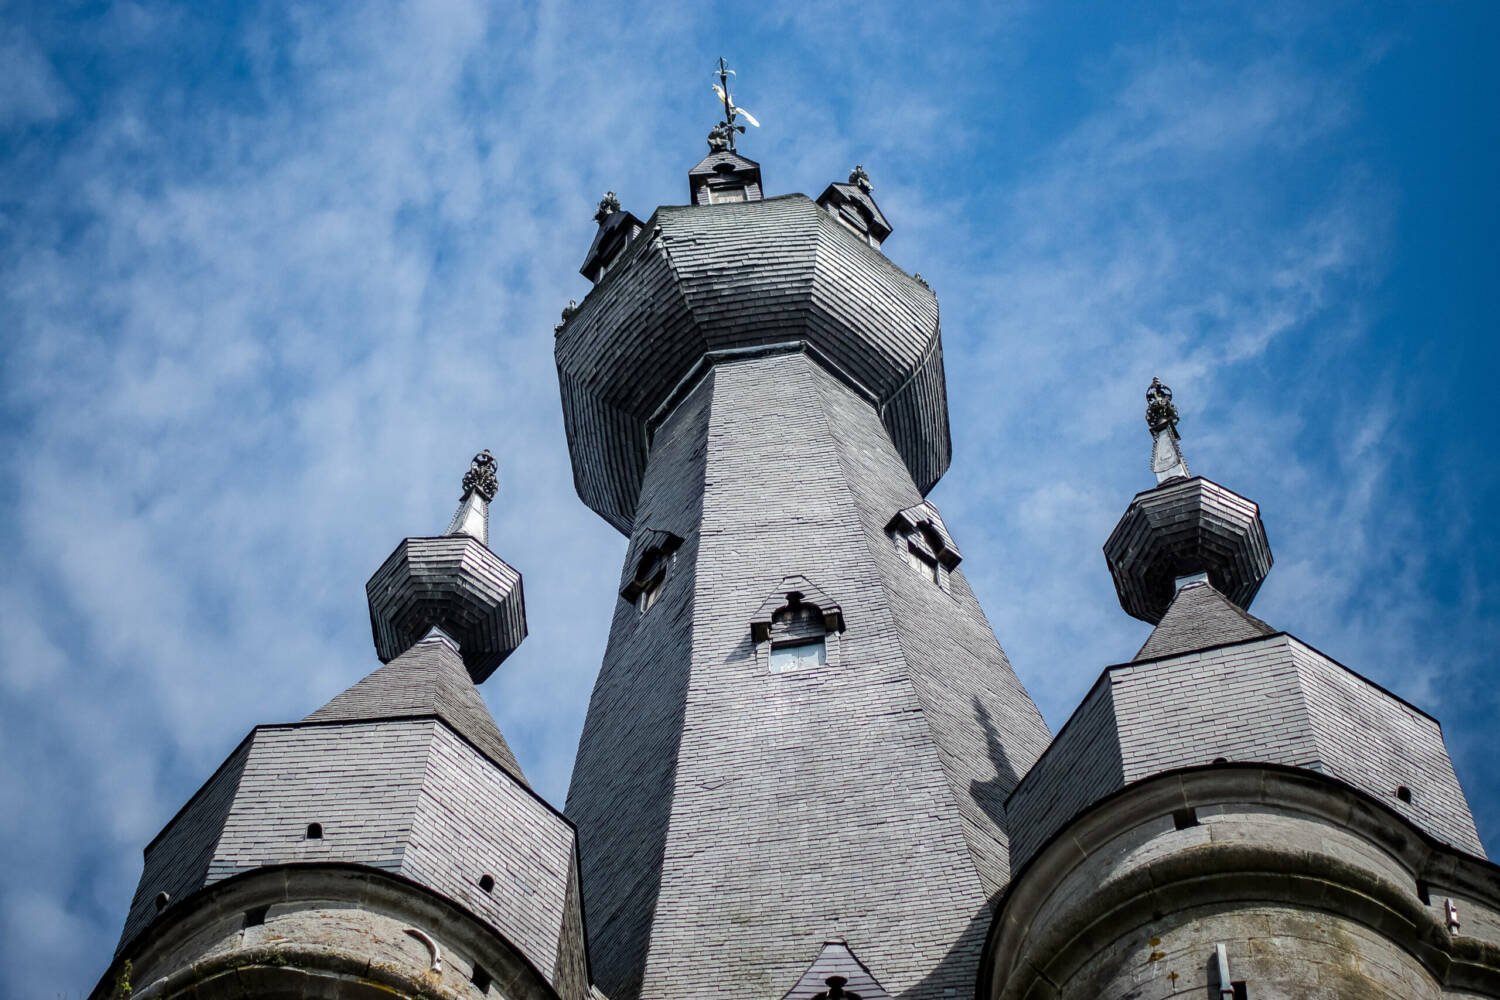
[
  {"x1": 983, "y1": 382, "x2": 1500, "y2": 1000},
  {"x1": 91, "y1": 456, "x2": 587, "y2": 1000}
]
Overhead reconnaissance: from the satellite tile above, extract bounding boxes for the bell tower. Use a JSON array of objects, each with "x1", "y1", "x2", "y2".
[{"x1": 555, "y1": 68, "x2": 1053, "y2": 1000}]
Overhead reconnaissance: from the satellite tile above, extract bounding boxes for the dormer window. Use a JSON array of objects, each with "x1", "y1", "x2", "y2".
[
  {"x1": 751, "y1": 575, "x2": 846, "y2": 673},
  {"x1": 622, "y1": 530, "x2": 683, "y2": 615},
  {"x1": 816, "y1": 171, "x2": 893, "y2": 250},
  {"x1": 887, "y1": 502, "x2": 962, "y2": 592},
  {"x1": 766, "y1": 600, "x2": 830, "y2": 674},
  {"x1": 905, "y1": 543, "x2": 939, "y2": 584},
  {"x1": 688, "y1": 150, "x2": 764, "y2": 206}
]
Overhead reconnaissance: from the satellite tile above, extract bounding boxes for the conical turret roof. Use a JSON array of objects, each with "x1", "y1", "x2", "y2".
[
  {"x1": 305, "y1": 629, "x2": 527, "y2": 784},
  {"x1": 1133, "y1": 578, "x2": 1274, "y2": 662}
]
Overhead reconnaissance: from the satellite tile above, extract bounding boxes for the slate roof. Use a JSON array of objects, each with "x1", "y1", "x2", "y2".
[
  {"x1": 305, "y1": 630, "x2": 527, "y2": 784},
  {"x1": 815, "y1": 182, "x2": 892, "y2": 244},
  {"x1": 565, "y1": 352, "x2": 1052, "y2": 1000},
  {"x1": 1133, "y1": 580, "x2": 1273, "y2": 661},
  {"x1": 1005, "y1": 632, "x2": 1486, "y2": 870},
  {"x1": 115, "y1": 633, "x2": 590, "y2": 995},
  {"x1": 554, "y1": 193, "x2": 948, "y2": 533}
]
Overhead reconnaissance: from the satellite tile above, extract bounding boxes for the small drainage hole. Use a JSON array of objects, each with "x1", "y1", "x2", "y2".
[
  {"x1": 154, "y1": 891, "x2": 170, "y2": 912},
  {"x1": 1397, "y1": 786, "x2": 1413, "y2": 804},
  {"x1": 1172, "y1": 807, "x2": 1199, "y2": 830},
  {"x1": 478, "y1": 874, "x2": 495, "y2": 893},
  {"x1": 306, "y1": 822, "x2": 323, "y2": 839},
  {"x1": 1417, "y1": 881, "x2": 1432, "y2": 905},
  {"x1": 244, "y1": 905, "x2": 269, "y2": 927}
]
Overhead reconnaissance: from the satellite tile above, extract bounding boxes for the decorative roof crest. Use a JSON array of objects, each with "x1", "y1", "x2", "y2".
[
  {"x1": 594, "y1": 191, "x2": 621, "y2": 224},
  {"x1": 708, "y1": 56, "x2": 759, "y2": 151},
  {"x1": 849, "y1": 165, "x2": 872, "y2": 193},
  {"x1": 462, "y1": 449, "x2": 499, "y2": 501}
]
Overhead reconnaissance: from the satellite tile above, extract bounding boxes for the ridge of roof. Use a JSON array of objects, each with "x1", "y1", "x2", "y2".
[
  {"x1": 304, "y1": 632, "x2": 527, "y2": 784},
  {"x1": 1133, "y1": 580, "x2": 1275, "y2": 662}
]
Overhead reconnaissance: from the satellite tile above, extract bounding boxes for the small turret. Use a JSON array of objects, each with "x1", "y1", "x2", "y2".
[
  {"x1": 581, "y1": 191, "x2": 644, "y2": 284},
  {"x1": 94, "y1": 456, "x2": 587, "y2": 1000},
  {"x1": 816, "y1": 165, "x2": 892, "y2": 249},
  {"x1": 1103, "y1": 378, "x2": 1271, "y2": 624},
  {"x1": 366, "y1": 450, "x2": 527, "y2": 682}
]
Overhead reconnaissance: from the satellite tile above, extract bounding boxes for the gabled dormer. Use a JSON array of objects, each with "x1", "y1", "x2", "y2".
[
  {"x1": 580, "y1": 191, "x2": 644, "y2": 284},
  {"x1": 688, "y1": 149, "x2": 764, "y2": 206},
  {"x1": 816, "y1": 165, "x2": 892, "y2": 248}
]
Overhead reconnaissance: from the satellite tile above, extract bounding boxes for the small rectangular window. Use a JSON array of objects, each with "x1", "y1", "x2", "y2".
[
  {"x1": 905, "y1": 547, "x2": 938, "y2": 583},
  {"x1": 709, "y1": 186, "x2": 746, "y2": 204},
  {"x1": 770, "y1": 640, "x2": 826, "y2": 673}
]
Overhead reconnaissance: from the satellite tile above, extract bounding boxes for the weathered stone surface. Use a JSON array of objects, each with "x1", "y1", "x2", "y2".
[
  {"x1": 985, "y1": 767, "x2": 1500, "y2": 1000},
  {"x1": 93, "y1": 866, "x2": 567, "y2": 1000},
  {"x1": 1104, "y1": 476, "x2": 1272, "y2": 624},
  {"x1": 366, "y1": 534, "x2": 525, "y2": 683}
]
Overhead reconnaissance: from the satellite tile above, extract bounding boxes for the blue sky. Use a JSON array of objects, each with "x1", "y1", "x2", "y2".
[{"x1": 2, "y1": 1, "x2": 1497, "y2": 995}]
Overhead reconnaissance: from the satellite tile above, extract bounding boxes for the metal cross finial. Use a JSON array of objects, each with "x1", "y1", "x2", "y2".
[
  {"x1": 463, "y1": 449, "x2": 499, "y2": 501},
  {"x1": 709, "y1": 57, "x2": 759, "y2": 151}
]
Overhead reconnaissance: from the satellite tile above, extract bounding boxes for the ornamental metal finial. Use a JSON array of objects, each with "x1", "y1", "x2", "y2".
[
  {"x1": 849, "y1": 164, "x2": 872, "y2": 193},
  {"x1": 1144, "y1": 377, "x2": 1189, "y2": 482},
  {"x1": 462, "y1": 449, "x2": 499, "y2": 501},
  {"x1": 709, "y1": 57, "x2": 759, "y2": 151},
  {"x1": 1145, "y1": 377, "x2": 1178, "y2": 433},
  {"x1": 594, "y1": 191, "x2": 621, "y2": 224}
]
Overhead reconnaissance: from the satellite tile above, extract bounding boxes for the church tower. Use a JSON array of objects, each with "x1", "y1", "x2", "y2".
[{"x1": 554, "y1": 78, "x2": 1053, "y2": 1000}]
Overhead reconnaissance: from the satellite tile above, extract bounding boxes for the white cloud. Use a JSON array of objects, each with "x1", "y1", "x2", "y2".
[{"x1": 0, "y1": 4, "x2": 1493, "y2": 997}]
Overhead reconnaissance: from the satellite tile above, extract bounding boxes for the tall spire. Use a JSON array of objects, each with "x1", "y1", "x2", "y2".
[
  {"x1": 1145, "y1": 376, "x2": 1189, "y2": 482},
  {"x1": 367, "y1": 450, "x2": 526, "y2": 683},
  {"x1": 1104, "y1": 378, "x2": 1272, "y2": 624},
  {"x1": 444, "y1": 448, "x2": 498, "y2": 545}
]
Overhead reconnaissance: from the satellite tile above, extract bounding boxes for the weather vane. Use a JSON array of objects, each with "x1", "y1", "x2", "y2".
[{"x1": 709, "y1": 57, "x2": 759, "y2": 152}]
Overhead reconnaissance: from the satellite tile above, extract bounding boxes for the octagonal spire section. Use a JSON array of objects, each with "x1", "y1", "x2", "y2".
[
  {"x1": 1104, "y1": 476, "x2": 1272, "y2": 624},
  {"x1": 366, "y1": 452, "x2": 526, "y2": 682},
  {"x1": 555, "y1": 193, "x2": 949, "y2": 533},
  {"x1": 1103, "y1": 381, "x2": 1271, "y2": 625}
]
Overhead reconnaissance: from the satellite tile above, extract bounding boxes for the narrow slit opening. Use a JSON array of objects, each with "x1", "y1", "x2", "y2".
[
  {"x1": 472, "y1": 964, "x2": 492, "y2": 992},
  {"x1": 1172, "y1": 807, "x2": 1199, "y2": 830}
]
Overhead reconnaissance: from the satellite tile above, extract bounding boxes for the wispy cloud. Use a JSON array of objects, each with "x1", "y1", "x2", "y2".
[{"x1": 1, "y1": 3, "x2": 1494, "y2": 997}]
